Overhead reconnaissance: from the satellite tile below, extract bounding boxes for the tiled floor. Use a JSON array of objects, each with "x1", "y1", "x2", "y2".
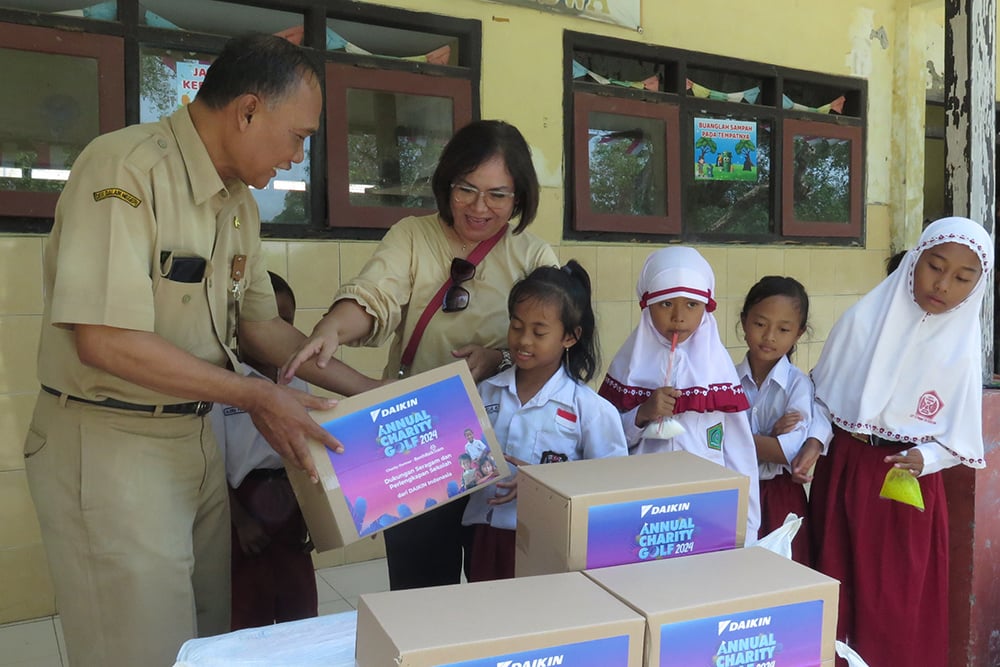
[{"x1": 0, "y1": 557, "x2": 390, "y2": 667}]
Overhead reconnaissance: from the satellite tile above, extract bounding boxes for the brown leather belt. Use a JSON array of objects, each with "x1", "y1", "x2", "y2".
[{"x1": 42, "y1": 385, "x2": 212, "y2": 416}]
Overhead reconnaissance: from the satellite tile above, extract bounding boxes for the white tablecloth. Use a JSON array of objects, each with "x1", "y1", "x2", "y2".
[{"x1": 173, "y1": 610, "x2": 357, "y2": 667}]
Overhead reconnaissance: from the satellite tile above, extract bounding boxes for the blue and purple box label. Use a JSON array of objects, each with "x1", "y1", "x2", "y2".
[
  {"x1": 659, "y1": 600, "x2": 824, "y2": 667},
  {"x1": 318, "y1": 374, "x2": 501, "y2": 537},
  {"x1": 439, "y1": 634, "x2": 631, "y2": 667},
  {"x1": 585, "y1": 489, "x2": 739, "y2": 569}
]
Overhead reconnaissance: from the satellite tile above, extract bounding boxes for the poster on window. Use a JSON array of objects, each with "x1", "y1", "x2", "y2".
[
  {"x1": 478, "y1": 0, "x2": 641, "y2": 31},
  {"x1": 175, "y1": 60, "x2": 208, "y2": 109},
  {"x1": 693, "y1": 118, "x2": 758, "y2": 182}
]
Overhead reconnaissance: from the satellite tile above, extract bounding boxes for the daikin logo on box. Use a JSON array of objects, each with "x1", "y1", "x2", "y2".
[
  {"x1": 496, "y1": 656, "x2": 564, "y2": 667},
  {"x1": 717, "y1": 616, "x2": 772, "y2": 635},
  {"x1": 640, "y1": 501, "x2": 691, "y2": 517},
  {"x1": 369, "y1": 398, "x2": 419, "y2": 422}
]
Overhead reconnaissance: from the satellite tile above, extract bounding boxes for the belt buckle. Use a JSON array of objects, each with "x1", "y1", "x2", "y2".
[{"x1": 194, "y1": 401, "x2": 211, "y2": 416}]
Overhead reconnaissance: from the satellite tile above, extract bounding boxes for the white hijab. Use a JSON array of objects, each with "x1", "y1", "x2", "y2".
[
  {"x1": 600, "y1": 247, "x2": 748, "y2": 415},
  {"x1": 812, "y1": 216, "x2": 993, "y2": 467}
]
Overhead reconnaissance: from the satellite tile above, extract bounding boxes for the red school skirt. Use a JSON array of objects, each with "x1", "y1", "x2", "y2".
[
  {"x1": 758, "y1": 472, "x2": 811, "y2": 566},
  {"x1": 809, "y1": 427, "x2": 948, "y2": 667}
]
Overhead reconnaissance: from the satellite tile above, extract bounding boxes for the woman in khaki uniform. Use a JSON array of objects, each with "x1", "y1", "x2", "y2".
[{"x1": 25, "y1": 35, "x2": 376, "y2": 667}]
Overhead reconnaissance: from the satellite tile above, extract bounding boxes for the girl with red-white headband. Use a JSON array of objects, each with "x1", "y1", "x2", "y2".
[{"x1": 599, "y1": 246, "x2": 760, "y2": 539}]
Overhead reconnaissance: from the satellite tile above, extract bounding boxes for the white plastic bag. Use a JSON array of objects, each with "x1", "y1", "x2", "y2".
[
  {"x1": 835, "y1": 641, "x2": 871, "y2": 667},
  {"x1": 641, "y1": 417, "x2": 685, "y2": 439},
  {"x1": 753, "y1": 512, "x2": 802, "y2": 559}
]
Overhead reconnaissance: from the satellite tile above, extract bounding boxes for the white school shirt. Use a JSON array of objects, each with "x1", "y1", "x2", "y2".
[
  {"x1": 209, "y1": 365, "x2": 309, "y2": 488},
  {"x1": 736, "y1": 355, "x2": 813, "y2": 481},
  {"x1": 462, "y1": 366, "x2": 629, "y2": 530}
]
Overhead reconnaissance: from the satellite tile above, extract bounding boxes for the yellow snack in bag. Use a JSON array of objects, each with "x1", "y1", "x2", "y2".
[{"x1": 879, "y1": 467, "x2": 925, "y2": 511}]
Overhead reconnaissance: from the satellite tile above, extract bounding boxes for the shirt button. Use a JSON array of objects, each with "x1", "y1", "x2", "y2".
[
  {"x1": 182, "y1": 294, "x2": 191, "y2": 304},
  {"x1": 157, "y1": 139, "x2": 167, "y2": 149}
]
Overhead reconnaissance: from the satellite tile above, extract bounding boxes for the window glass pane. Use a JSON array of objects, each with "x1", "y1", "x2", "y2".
[
  {"x1": 792, "y1": 133, "x2": 851, "y2": 223},
  {"x1": 140, "y1": 1, "x2": 301, "y2": 37},
  {"x1": 687, "y1": 117, "x2": 772, "y2": 234},
  {"x1": 686, "y1": 66, "x2": 762, "y2": 105},
  {"x1": 573, "y1": 52, "x2": 662, "y2": 91},
  {"x1": 0, "y1": 47, "x2": 99, "y2": 194},
  {"x1": 346, "y1": 90, "x2": 452, "y2": 209},
  {"x1": 328, "y1": 18, "x2": 459, "y2": 64},
  {"x1": 139, "y1": 46, "x2": 214, "y2": 123},
  {"x1": 4, "y1": 1, "x2": 116, "y2": 21},
  {"x1": 587, "y1": 112, "x2": 666, "y2": 217},
  {"x1": 139, "y1": 45, "x2": 312, "y2": 225},
  {"x1": 783, "y1": 80, "x2": 846, "y2": 113}
]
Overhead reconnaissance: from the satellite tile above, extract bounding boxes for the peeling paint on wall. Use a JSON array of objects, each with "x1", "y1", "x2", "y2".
[{"x1": 847, "y1": 8, "x2": 876, "y2": 77}]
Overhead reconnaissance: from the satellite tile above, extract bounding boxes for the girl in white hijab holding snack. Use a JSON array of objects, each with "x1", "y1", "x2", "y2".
[
  {"x1": 599, "y1": 246, "x2": 760, "y2": 539},
  {"x1": 806, "y1": 216, "x2": 993, "y2": 667}
]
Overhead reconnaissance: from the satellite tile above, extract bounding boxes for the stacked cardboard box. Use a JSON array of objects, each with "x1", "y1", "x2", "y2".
[
  {"x1": 355, "y1": 571, "x2": 646, "y2": 666},
  {"x1": 585, "y1": 547, "x2": 840, "y2": 667},
  {"x1": 515, "y1": 450, "x2": 749, "y2": 576}
]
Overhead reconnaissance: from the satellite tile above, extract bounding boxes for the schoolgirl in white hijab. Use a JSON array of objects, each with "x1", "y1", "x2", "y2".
[
  {"x1": 599, "y1": 246, "x2": 760, "y2": 539},
  {"x1": 808, "y1": 216, "x2": 993, "y2": 667}
]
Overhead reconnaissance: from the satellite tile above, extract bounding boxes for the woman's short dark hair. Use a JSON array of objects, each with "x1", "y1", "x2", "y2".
[
  {"x1": 432, "y1": 120, "x2": 540, "y2": 234},
  {"x1": 196, "y1": 34, "x2": 321, "y2": 109}
]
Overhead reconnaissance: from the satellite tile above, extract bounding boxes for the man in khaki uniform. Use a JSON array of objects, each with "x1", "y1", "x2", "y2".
[{"x1": 24, "y1": 34, "x2": 375, "y2": 667}]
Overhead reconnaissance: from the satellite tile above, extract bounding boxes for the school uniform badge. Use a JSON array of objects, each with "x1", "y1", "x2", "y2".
[
  {"x1": 706, "y1": 422, "x2": 724, "y2": 451},
  {"x1": 913, "y1": 390, "x2": 943, "y2": 423},
  {"x1": 539, "y1": 450, "x2": 569, "y2": 464},
  {"x1": 92, "y1": 187, "x2": 141, "y2": 207}
]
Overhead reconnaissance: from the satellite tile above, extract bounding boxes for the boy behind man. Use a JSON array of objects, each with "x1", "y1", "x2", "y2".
[{"x1": 210, "y1": 272, "x2": 317, "y2": 629}]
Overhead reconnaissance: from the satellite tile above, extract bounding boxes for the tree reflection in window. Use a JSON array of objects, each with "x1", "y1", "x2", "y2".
[
  {"x1": 345, "y1": 90, "x2": 450, "y2": 211},
  {"x1": 586, "y1": 113, "x2": 666, "y2": 218},
  {"x1": 687, "y1": 120, "x2": 772, "y2": 235},
  {"x1": 792, "y1": 134, "x2": 851, "y2": 223},
  {"x1": 0, "y1": 49, "x2": 98, "y2": 194}
]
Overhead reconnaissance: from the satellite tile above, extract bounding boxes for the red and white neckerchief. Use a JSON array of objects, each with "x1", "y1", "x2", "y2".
[
  {"x1": 812, "y1": 216, "x2": 993, "y2": 468},
  {"x1": 600, "y1": 246, "x2": 748, "y2": 415}
]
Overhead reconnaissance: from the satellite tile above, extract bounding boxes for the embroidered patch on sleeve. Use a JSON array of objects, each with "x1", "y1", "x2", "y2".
[
  {"x1": 93, "y1": 187, "x2": 142, "y2": 208},
  {"x1": 707, "y1": 422, "x2": 724, "y2": 451}
]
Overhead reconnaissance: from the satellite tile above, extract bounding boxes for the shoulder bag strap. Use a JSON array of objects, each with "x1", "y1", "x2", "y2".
[{"x1": 398, "y1": 224, "x2": 509, "y2": 377}]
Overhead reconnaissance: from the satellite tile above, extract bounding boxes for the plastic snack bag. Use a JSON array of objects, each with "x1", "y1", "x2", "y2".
[
  {"x1": 879, "y1": 467, "x2": 925, "y2": 511},
  {"x1": 642, "y1": 332, "x2": 685, "y2": 440},
  {"x1": 835, "y1": 641, "x2": 871, "y2": 667},
  {"x1": 753, "y1": 513, "x2": 803, "y2": 558}
]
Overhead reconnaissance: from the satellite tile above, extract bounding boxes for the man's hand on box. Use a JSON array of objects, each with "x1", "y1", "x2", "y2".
[{"x1": 249, "y1": 381, "x2": 342, "y2": 483}]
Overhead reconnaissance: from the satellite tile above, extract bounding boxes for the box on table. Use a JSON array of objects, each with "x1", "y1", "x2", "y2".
[
  {"x1": 355, "y1": 571, "x2": 646, "y2": 667},
  {"x1": 584, "y1": 546, "x2": 840, "y2": 667},
  {"x1": 287, "y1": 361, "x2": 509, "y2": 550},
  {"x1": 515, "y1": 450, "x2": 749, "y2": 577}
]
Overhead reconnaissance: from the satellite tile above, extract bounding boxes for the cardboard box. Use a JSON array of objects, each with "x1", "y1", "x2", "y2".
[
  {"x1": 515, "y1": 451, "x2": 749, "y2": 576},
  {"x1": 584, "y1": 547, "x2": 840, "y2": 666},
  {"x1": 287, "y1": 361, "x2": 509, "y2": 550},
  {"x1": 355, "y1": 571, "x2": 646, "y2": 667}
]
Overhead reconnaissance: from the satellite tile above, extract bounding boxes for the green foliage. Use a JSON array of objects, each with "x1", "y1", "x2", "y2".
[
  {"x1": 140, "y1": 53, "x2": 178, "y2": 119},
  {"x1": 695, "y1": 136, "x2": 718, "y2": 161},
  {"x1": 588, "y1": 137, "x2": 657, "y2": 216},
  {"x1": 347, "y1": 132, "x2": 440, "y2": 208},
  {"x1": 687, "y1": 128, "x2": 772, "y2": 235},
  {"x1": 792, "y1": 137, "x2": 850, "y2": 222},
  {"x1": 0, "y1": 148, "x2": 80, "y2": 194}
]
